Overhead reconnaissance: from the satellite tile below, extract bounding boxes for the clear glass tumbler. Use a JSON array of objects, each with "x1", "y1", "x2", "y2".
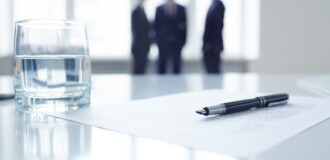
[{"x1": 14, "y1": 20, "x2": 91, "y2": 112}]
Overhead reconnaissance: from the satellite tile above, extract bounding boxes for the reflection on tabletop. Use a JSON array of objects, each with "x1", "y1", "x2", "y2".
[
  {"x1": 1, "y1": 110, "x2": 237, "y2": 160},
  {"x1": 0, "y1": 100, "x2": 236, "y2": 160}
]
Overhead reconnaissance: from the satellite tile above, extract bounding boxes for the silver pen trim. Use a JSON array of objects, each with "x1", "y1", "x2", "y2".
[
  {"x1": 256, "y1": 96, "x2": 266, "y2": 107},
  {"x1": 208, "y1": 104, "x2": 226, "y2": 115}
]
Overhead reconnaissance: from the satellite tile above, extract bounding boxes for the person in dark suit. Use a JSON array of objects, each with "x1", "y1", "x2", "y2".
[
  {"x1": 203, "y1": 0, "x2": 225, "y2": 74},
  {"x1": 131, "y1": 0, "x2": 151, "y2": 74},
  {"x1": 154, "y1": 0, "x2": 187, "y2": 74}
]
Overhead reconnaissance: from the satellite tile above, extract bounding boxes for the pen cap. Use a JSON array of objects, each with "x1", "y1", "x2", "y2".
[{"x1": 261, "y1": 93, "x2": 289, "y2": 106}]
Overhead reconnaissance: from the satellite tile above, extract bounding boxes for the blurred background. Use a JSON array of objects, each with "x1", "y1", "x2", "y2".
[{"x1": 0, "y1": 0, "x2": 329, "y2": 75}]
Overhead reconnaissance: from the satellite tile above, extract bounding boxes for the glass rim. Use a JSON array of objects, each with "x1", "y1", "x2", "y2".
[{"x1": 15, "y1": 19, "x2": 86, "y2": 28}]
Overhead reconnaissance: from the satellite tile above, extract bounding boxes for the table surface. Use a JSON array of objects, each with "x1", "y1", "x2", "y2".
[{"x1": 1, "y1": 74, "x2": 330, "y2": 160}]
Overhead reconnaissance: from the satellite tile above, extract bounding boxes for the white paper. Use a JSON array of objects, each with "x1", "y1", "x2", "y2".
[{"x1": 47, "y1": 90, "x2": 330, "y2": 159}]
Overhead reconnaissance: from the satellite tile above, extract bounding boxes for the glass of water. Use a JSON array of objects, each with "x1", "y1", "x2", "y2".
[{"x1": 14, "y1": 20, "x2": 91, "y2": 112}]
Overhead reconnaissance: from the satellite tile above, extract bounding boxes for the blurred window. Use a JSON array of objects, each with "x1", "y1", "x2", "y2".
[
  {"x1": 0, "y1": 0, "x2": 259, "y2": 60},
  {"x1": 14, "y1": 0, "x2": 66, "y2": 20},
  {"x1": 74, "y1": 0, "x2": 131, "y2": 58}
]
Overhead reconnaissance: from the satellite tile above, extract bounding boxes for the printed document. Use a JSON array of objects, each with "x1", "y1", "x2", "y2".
[{"x1": 47, "y1": 90, "x2": 330, "y2": 158}]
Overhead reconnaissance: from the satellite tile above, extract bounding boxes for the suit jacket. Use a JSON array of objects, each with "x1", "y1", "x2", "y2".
[
  {"x1": 131, "y1": 5, "x2": 151, "y2": 54},
  {"x1": 155, "y1": 3, "x2": 187, "y2": 49},
  {"x1": 203, "y1": 0, "x2": 225, "y2": 53}
]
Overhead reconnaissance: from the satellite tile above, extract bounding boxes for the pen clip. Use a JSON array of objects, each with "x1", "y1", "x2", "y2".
[{"x1": 268, "y1": 100, "x2": 288, "y2": 107}]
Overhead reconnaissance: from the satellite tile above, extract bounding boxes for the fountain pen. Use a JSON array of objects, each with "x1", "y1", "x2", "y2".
[{"x1": 195, "y1": 93, "x2": 289, "y2": 116}]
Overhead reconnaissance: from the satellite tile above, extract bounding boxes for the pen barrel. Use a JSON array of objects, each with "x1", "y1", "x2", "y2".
[
  {"x1": 224, "y1": 93, "x2": 289, "y2": 114},
  {"x1": 225, "y1": 99, "x2": 261, "y2": 114}
]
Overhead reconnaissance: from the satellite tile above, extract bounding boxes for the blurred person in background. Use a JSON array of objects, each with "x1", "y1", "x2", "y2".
[
  {"x1": 154, "y1": 0, "x2": 187, "y2": 74},
  {"x1": 203, "y1": 0, "x2": 225, "y2": 74},
  {"x1": 131, "y1": 0, "x2": 151, "y2": 74}
]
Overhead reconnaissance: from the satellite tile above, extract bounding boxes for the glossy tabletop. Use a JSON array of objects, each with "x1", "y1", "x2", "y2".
[{"x1": 1, "y1": 74, "x2": 330, "y2": 160}]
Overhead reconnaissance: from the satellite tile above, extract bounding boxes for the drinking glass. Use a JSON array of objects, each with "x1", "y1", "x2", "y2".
[{"x1": 14, "y1": 20, "x2": 91, "y2": 112}]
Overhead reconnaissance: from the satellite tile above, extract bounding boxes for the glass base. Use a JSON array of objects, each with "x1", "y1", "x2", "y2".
[{"x1": 15, "y1": 95, "x2": 90, "y2": 113}]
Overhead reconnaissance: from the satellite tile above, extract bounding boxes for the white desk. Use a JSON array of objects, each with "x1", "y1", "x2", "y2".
[{"x1": 1, "y1": 74, "x2": 330, "y2": 160}]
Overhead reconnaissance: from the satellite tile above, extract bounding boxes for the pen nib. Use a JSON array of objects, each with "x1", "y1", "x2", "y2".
[{"x1": 195, "y1": 110, "x2": 206, "y2": 115}]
